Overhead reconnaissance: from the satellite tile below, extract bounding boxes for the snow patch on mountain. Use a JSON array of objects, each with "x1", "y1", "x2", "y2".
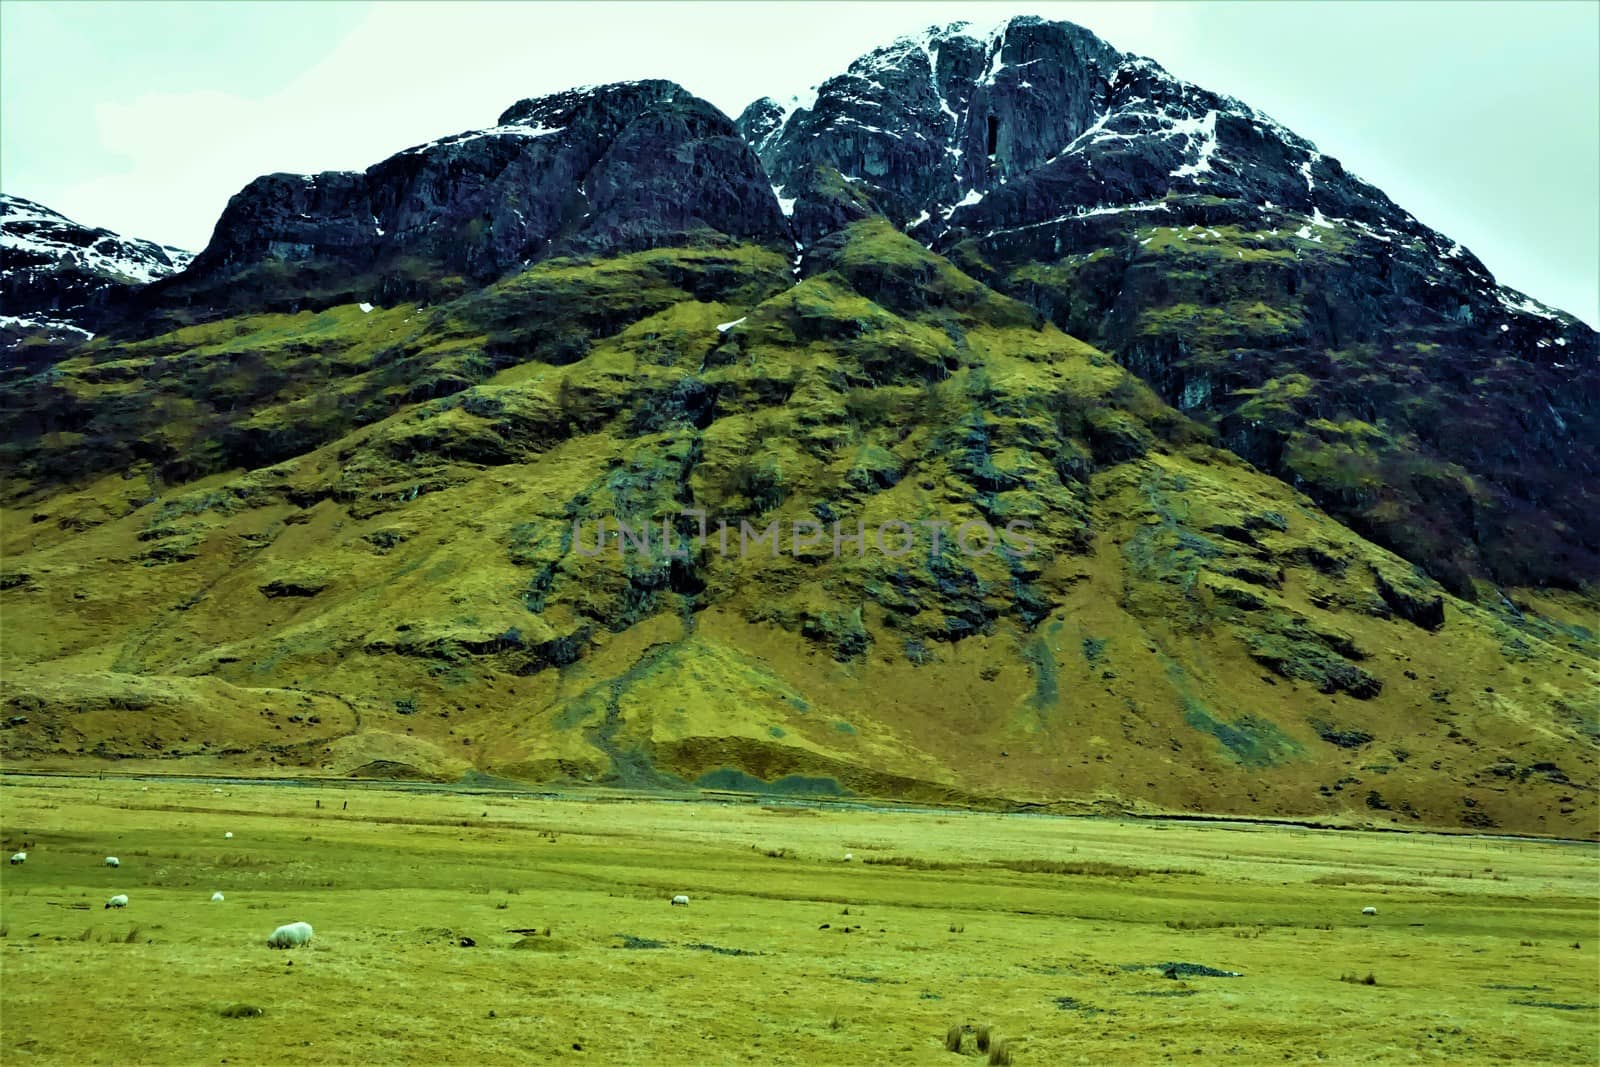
[
  {"x1": 3, "y1": 194, "x2": 192, "y2": 284},
  {"x1": 1169, "y1": 110, "x2": 1219, "y2": 178},
  {"x1": 402, "y1": 122, "x2": 563, "y2": 157}
]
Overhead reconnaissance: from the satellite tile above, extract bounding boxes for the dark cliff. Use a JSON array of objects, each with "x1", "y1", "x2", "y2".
[{"x1": 165, "y1": 81, "x2": 792, "y2": 318}]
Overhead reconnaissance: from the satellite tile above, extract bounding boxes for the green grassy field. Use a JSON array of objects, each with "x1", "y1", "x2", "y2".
[{"x1": 1, "y1": 775, "x2": 1595, "y2": 1065}]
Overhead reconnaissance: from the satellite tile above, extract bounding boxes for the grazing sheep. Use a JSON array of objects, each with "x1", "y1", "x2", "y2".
[
  {"x1": 266, "y1": 922, "x2": 314, "y2": 949},
  {"x1": 211, "y1": 892, "x2": 225, "y2": 903},
  {"x1": 105, "y1": 856, "x2": 120, "y2": 868},
  {"x1": 1361, "y1": 906, "x2": 1378, "y2": 916},
  {"x1": 224, "y1": 832, "x2": 233, "y2": 840},
  {"x1": 105, "y1": 894, "x2": 128, "y2": 909},
  {"x1": 8, "y1": 851, "x2": 24, "y2": 865},
  {"x1": 670, "y1": 895, "x2": 690, "y2": 907},
  {"x1": 843, "y1": 853, "x2": 853, "y2": 862}
]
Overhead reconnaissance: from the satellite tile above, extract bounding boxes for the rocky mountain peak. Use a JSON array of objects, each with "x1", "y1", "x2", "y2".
[
  {"x1": 174, "y1": 79, "x2": 790, "y2": 316},
  {"x1": 749, "y1": 18, "x2": 1120, "y2": 233},
  {"x1": 496, "y1": 78, "x2": 697, "y2": 130}
]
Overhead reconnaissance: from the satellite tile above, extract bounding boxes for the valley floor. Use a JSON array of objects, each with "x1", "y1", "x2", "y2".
[{"x1": 0, "y1": 775, "x2": 1595, "y2": 1064}]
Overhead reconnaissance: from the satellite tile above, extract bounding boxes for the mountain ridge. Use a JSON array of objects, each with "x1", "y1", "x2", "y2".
[{"x1": 0, "y1": 17, "x2": 1594, "y2": 834}]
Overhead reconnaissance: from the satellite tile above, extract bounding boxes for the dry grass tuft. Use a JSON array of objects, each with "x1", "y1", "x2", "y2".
[
  {"x1": 994, "y1": 859, "x2": 1195, "y2": 878},
  {"x1": 215, "y1": 853, "x2": 271, "y2": 869},
  {"x1": 1307, "y1": 872, "x2": 1425, "y2": 887},
  {"x1": 987, "y1": 1036, "x2": 1013, "y2": 1064},
  {"x1": 865, "y1": 856, "x2": 1195, "y2": 878},
  {"x1": 1166, "y1": 919, "x2": 1238, "y2": 931},
  {"x1": 867, "y1": 855, "x2": 962, "y2": 871},
  {"x1": 944, "y1": 1023, "x2": 963, "y2": 1053}
]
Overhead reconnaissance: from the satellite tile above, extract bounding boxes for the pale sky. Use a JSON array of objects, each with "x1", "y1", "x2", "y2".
[{"x1": 3, "y1": 1, "x2": 1596, "y2": 325}]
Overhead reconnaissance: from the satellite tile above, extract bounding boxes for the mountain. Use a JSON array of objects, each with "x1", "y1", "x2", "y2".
[
  {"x1": 1, "y1": 19, "x2": 1595, "y2": 835},
  {"x1": 0, "y1": 194, "x2": 191, "y2": 359},
  {"x1": 739, "y1": 18, "x2": 1599, "y2": 594}
]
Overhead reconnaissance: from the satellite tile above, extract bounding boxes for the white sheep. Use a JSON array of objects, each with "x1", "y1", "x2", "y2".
[
  {"x1": 266, "y1": 921, "x2": 314, "y2": 949},
  {"x1": 670, "y1": 894, "x2": 690, "y2": 907},
  {"x1": 211, "y1": 892, "x2": 225, "y2": 903},
  {"x1": 1361, "y1": 906, "x2": 1378, "y2": 916},
  {"x1": 105, "y1": 894, "x2": 128, "y2": 909},
  {"x1": 224, "y1": 832, "x2": 233, "y2": 840},
  {"x1": 843, "y1": 853, "x2": 853, "y2": 862},
  {"x1": 105, "y1": 856, "x2": 120, "y2": 868},
  {"x1": 8, "y1": 851, "x2": 24, "y2": 865}
]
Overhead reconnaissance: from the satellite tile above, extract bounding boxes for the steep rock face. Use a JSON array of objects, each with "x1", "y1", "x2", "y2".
[
  {"x1": 1, "y1": 194, "x2": 190, "y2": 353},
  {"x1": 746, "y1": 18, "x2": 1600, "y2": 589},
  {"x1": 747, "y1": 19, "x2": 1119, "y2": 239},
  {"x1": 173, "y1": 81, "x2": 791, "y2": 314}
]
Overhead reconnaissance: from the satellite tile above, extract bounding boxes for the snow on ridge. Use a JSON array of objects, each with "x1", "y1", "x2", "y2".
[
  {"x1": 976, "y1": 199, "x2": 1173, "y2": 238},
  {"x1": 887, "y1": 18, "x2": 1003, "y2": 56},
  {"x1": 2, "y1": 194, "x2": 191, "y2": 284},
  {"x1": 0, "y1": 195, "x2": 76, "y2": 229},
  {"x1": 750, "y1": 88, "x2": 819, "y2": 155},
  {"x1": 1496, "y1": 287, "x2": 1562, "y2": 322},
  {"x1": 0, "y1": 312, "x2": 93, "y2": 338},
  {"x1": 401, "y1": 122, "x2": 563, "y2": 157},
  {"x1": 1113, "y1": 56, "x2": 1172, "y2": 85},
  {"x1": 766, "y1": 90, "x2": 818, "y2": 132}
]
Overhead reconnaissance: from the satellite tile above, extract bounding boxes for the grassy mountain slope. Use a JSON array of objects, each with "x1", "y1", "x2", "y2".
[{"x1": 2, "y1": 225, "x2": 1595, "y2": 834}]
